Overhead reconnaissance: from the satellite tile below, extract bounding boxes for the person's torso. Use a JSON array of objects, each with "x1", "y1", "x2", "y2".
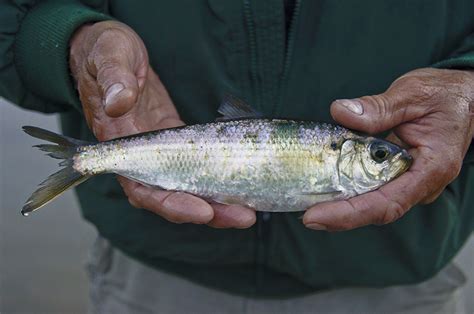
[{"x1": 67, "y1": 0, "x2": 474, "y2": 297}]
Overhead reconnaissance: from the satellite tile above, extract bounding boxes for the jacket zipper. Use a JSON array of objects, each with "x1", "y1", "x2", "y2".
[
  {"x1": 276, "y1": 0, "x2": 301, "y2": 115},
  {"x1": 243, "y1": 0, "x2": 261, "y2": 110},
  {"x1": 243, "y1": 1, "x2": 268, "y2": 292},
  {"x1": 243, "y1": 0, "x2": 302, "y2": 294}
]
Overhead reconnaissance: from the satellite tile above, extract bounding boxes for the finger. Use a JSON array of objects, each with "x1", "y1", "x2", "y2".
[
  {"x1": 87, "y1": 28, "x2": 148, "y2": 117},
  {"x1": 207, "y1": 204, "x2": 256, "y2": 229},
  {"x1": 330, "y1": 85, "x2": 428, "y2": 134},
  {"x1": 76, "y1": 73, "x2": 141, "y2": 141},
  {"x1": 76, "y1": 72, "x2": 102, "y2": 132},
  {"x1": 330, "y1": 96, "x2": 403, "y2": 134},
  {"x1": 99, "y1": 65, "x2": 139, "y2": 117},
  {"x1": 385, "y1": 132, "x2": 408, "y2": 149},
  {"x1": 118, "y1": 177, "x2": 214, "y2": 224},
  {"x1": 303, "y1": 150, "x2": 443, "y2": 231}
]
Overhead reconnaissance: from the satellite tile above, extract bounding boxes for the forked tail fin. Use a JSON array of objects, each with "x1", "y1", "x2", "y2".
[{"x1": 21, "y1": 126, "x2": 92, "y2": 216}]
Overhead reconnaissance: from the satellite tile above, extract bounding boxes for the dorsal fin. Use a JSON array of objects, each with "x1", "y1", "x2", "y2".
[{"x1": 217, "y1": 95, "x2": 261, "y2": 121}]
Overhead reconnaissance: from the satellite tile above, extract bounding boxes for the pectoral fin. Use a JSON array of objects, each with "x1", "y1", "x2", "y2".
[
  {"x1": 299, "y1": 190, "x2": 343, "y2": 197},
  {"x1": 211, "y1": 193, "x2": 249, "y2": 207},
  {"x1": 297, "y1": 189, "x2": 344, "y2": 206}
]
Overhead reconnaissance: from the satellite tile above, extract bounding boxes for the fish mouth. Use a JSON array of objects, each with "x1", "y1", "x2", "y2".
[
  {"x1": 391, "y1": 149, "x2": 413, "y2": 177},
  {"x1": 401, "y1": 149, "x2": 413, "y2": 169}
]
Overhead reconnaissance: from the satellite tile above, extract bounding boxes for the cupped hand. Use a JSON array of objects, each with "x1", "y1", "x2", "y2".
[
  {"x1": 304, "y1": 68, "x2": 474, "y2": 231},
  {"x1": 69, "y1": 21, "x2": 255, "y2": 228}
]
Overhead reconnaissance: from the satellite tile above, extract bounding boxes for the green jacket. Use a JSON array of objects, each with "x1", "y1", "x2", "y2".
[{"x1": 1, "y1": 0, "x2": 473, "y2": 298}]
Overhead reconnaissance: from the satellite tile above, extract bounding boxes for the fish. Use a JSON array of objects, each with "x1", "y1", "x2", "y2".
[{"x1": 21, "y1": 96, "x2": 412, "y2": 216}]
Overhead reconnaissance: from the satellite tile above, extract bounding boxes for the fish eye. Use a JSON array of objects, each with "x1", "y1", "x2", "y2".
[{"x1": 370, "y1": 142, "x2": 390, "y2": 163}]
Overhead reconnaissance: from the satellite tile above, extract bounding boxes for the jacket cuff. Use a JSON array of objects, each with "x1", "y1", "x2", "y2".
[
  {"x1": 432, "y1": 53, "x2": 474, "y2": 69},
  {"x1": 14, "y1": 0, "x2": 111, "y2": 111},
  {"x1": 432, "y1": 32, "x2": 474, "y2": 70}
]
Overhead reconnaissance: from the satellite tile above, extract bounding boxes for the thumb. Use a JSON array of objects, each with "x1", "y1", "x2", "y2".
[
  {"x1": 86, "y1": 27, "x2": 149, "y2": 118},
  {"x1": 99, "y1": 64, "x2": 141, "y2": 117},
  {"x1": 330, "y1": 93, "x2": 412, "y2": 134}
]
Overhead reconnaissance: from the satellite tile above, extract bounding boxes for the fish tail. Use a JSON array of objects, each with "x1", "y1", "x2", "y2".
[{"x1": 21, "y1": 126, "x2": 92, "y2": 216}]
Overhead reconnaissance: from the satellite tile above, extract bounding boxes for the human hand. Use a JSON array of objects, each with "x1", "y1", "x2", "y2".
[
  {"x1": 304, "y1": 68, "x2": 474, "y2": 231},
  {"x1": 69, "y1": 21, "x2": 255, "y2": 228}
]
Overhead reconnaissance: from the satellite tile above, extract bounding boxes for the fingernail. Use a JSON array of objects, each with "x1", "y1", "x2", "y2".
[
  {"x1": 335, "y1": 99, "x2": 364, "y2": 115},
  {"x1": 305, "y1": 223, "x2": 328, "y2": 231},
  {"x1": 105, "y1": 83, "x2": 124, "y2": 107}
]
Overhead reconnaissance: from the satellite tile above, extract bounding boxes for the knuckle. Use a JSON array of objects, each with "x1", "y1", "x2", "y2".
[
  {"x1": 96, "y1": 28, "x2": 130, "y2": 46},
  {"x1": 95, "y1": 60, "x2": 122, "y2": 79},
  {"x1": 330, "y1": 201, "x2": 359, "y2": 231},
  {"x1": 375, "y1": 190, "x2": 408, "y2": 225},
  {"x1": 87, "y1": 42, "x2": 123, "y2": 74},
  {"x1": 407, "y1": 77, "x2": 436, "y2": 99},
  {"x1": 378, "y1": 200, "x2": 406, "y2": 225},
  {"x1": 415, "y1": 85, "x2": 439, "y2": 103},
  {"x1": 158, "y1": 193, "x2": 188, "y2": 224},
  {"x1": 393, "y1": 75, "x2": 438, "y2": 102},
  {"x1": 361, "y1": 94, "x2": 392, "y2": 132},
  {"x1": 127, "y1": 197, "x2": 141, "y2": 209},
  {"x1": 95, "y1": 64, "x2": 121, "y2": 88},
  {"x1": 420, "y1": 193, "x2": 440, "y2": 205}
]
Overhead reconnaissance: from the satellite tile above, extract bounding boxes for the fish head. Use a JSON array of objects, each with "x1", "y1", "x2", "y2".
[{"x1": 337, "y1": 137, "x2": 412, "y2": 194}]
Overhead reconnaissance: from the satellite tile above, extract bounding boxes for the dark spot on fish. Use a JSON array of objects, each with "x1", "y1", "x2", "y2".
[
  {"x1": 331, "y1": 142, "x2": 337, "y2": 150},
  {"x1": 216, "y1": 125, "x2": 225, "y2": 135},
  {"x1": 243, "y1": 132, "x2": 259, "y2": 144},
  {"x1": 188, "y1": 139, "x2": 195, "y2": 144}
]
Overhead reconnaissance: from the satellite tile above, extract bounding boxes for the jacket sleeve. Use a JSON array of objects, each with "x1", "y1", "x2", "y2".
[
  {"x1": 433, "y1": 32, "x2": 474, "y2": 164},
  {"x1": 433, "y1": 32, "x2": 474, "y2": 70},
  {"x1": 0, "y1": 0, "x2": 112, "y2": 113}
]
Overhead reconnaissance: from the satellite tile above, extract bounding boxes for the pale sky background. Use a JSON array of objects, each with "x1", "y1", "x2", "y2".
[{"x1": 1, "y1": 98, "x2": 473, "y2": 313}]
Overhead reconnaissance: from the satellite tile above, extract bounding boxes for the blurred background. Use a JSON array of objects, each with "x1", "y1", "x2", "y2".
[
  {"x1": 1, "y1": 99, "x2": 96, "y2": 313},
  {"x1": 0, "y1": 98, "x2": 473, "y2": 313}
]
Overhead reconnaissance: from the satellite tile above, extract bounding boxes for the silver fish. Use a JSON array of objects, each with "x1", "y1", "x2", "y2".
[{"x1": 21, "y1": 98, "x2": 412, "y2": 215}]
